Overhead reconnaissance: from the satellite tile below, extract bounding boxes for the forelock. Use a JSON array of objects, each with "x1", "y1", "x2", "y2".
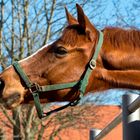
[{"x1": 60, "y1": 25, "x2": 85, "y2": 46}]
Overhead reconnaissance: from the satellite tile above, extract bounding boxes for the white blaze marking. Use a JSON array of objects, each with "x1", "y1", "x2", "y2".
[
  {"x1": 19, "y1": 41, "x2": 54, "y2": 63},
  {"x1": 4, "y1": 41, "x2": 53, "y2": 70}
]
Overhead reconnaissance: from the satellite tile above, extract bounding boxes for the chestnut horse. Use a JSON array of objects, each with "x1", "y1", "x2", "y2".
[{"x1": 0, "y1": 4, "x2": 140, "y2": 118}]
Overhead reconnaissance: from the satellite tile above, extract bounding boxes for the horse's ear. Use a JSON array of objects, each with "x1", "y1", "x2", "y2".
[
  {"x1": 65, "y1": 7, "x2": 78, "y2": 25},
  {"x1": 76, "y1": 4, "x2": 97, "y2": 41}
]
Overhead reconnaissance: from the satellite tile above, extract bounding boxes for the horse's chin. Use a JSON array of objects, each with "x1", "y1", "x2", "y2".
[
  {"x1": 1, "y1": 93, "x2": 23, "y2": 109},
  {"x1": 3, "y1": 102, "x2": 20, "y2": 110}
]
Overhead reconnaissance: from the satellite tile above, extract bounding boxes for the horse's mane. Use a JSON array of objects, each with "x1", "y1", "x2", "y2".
[
  {"x1": 61, "y1": 25, "x2": 140, "y2": 50},
  {"x1": 61, "y1": 25, "x2": 85, "y2": 46},
  {"x1": 104, "y1": 27, "x2": 140, "y2": 48}
]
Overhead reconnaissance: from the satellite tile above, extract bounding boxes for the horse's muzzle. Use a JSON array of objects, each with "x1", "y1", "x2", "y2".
[{"x1": 2, "y1": 92, "x2": 21, "y2": 109}]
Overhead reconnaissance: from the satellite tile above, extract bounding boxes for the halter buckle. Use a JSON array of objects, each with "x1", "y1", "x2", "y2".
[
  {"x1": 29, "y1": 83, "x2": 41, "y2": 93},
  {"x1": 89, "y1": 59, "x2": 96, "y2": 70}
]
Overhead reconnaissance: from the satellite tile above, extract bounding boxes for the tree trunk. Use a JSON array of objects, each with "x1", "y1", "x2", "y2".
[
  {"x1": 13, "y1": 107, "x2": 21, "y2": 140},
  {"x1": 43, "y1": 0, "x2": 56, "y2": 45}
]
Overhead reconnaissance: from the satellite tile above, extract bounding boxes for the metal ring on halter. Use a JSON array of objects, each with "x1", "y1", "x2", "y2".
[{"x1": 89, "y1": 59, "x2": 96, "y2": 70}]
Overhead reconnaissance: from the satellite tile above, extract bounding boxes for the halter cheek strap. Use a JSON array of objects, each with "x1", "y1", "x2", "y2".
[{"x1": 12, "y1": 30, "x2": 103, "y2": 119}]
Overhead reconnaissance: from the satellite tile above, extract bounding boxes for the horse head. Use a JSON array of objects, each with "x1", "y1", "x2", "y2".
[{"x1": 0, "y1": 4, "x2": 102, "y2": 110}]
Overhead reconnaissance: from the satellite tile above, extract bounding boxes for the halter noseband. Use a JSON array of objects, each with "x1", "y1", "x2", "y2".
[{"x1": 12, "y1": 30, "x2": 103, "y2": 119}]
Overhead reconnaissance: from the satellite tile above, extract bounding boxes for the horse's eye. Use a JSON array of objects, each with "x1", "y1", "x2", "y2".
[{"x1": 54, "y1": 47, "x2": 68, "y2": 57}]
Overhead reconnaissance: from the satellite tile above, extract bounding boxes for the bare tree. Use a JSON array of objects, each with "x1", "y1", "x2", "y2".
[{"x1": 0, "y1": 0, "x2": 5, "y2": 70}]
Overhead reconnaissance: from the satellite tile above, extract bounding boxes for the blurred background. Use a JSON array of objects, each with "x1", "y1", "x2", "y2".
[{"x1": 0, "y1": 0, "x2": 140, "y2": 139}]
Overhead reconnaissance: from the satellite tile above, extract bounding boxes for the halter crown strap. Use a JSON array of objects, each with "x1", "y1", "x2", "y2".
[
  {"x1": 79, "y1": 30, "x2": 103, "y2": 97},
  {"x1": 12, "y1": 30, "x2": 103, "y2": 119}
]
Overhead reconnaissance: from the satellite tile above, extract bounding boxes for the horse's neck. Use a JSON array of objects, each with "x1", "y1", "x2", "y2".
[
  {"x1": 87, "y1": 67, "x2": 140, "y2": 93},
  {"x1": 101, "y1": 27, "x2": 140, "y2": 70},
  {"x1": 86, "y1": 28, "x2": 140, "y2": 93}
]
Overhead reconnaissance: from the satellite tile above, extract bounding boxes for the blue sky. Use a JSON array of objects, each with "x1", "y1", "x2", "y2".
[{"x1": 83, "y1": 0, "x2": 140, "y2": 28}]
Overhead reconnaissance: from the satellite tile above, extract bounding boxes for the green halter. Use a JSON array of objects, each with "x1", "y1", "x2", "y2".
[{"x1": 12, "y1": 30, "x2": 103, "y2": 119}]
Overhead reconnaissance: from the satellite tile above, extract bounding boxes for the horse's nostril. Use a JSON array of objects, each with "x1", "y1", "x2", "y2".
[
  {"x1": 0, "y1": 79, "x2": 5, "y2": 94},
  {"x1": 2, "y1": 92, "x2": 21, "y2": 109},
  {"x1": 0, "y1": 78, "x2": 4, "y2": 85}
]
